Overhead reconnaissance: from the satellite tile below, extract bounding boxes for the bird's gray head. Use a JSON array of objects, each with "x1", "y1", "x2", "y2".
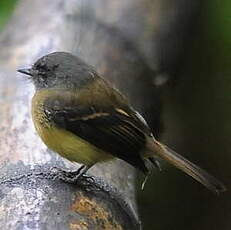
[{"x1": 18, "y1": 52, "x2": 95, "y2": 90}]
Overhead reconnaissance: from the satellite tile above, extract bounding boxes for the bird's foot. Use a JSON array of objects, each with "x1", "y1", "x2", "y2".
[{"x1": 51, "y1": 165, "x2": 90, "y2": 184}]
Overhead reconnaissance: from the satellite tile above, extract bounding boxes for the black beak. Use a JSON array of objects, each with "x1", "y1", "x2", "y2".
[{"x1": 17, "y1": 68, "x2": 32, "y2": 76}]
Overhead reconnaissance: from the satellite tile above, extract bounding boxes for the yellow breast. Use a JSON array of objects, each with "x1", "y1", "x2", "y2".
[{"x1": 31, "y1": 89, "x2": 113, "y2": 165}]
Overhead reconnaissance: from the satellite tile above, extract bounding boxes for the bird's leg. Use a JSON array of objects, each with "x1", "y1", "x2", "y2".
[
  {"x1": 149, "y1": 157, "x2": 162, "y2": 171},
  {"x1": 51, "y1": 164, "x2": 92, "y2": 183},
  {"x1": 141, "y1": 158, "x2": 160, "y2": 190},
  {"x1": 141, "y1": 171, "x2": 151, "y2": 190},
  {"x1": 70, "y1": 164, "x2": 91, "y2": 181}
]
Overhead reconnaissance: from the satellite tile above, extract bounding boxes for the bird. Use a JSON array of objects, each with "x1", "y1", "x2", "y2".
[{"x1": 18, "y1": 51, "x2": 226, "y2": 193}]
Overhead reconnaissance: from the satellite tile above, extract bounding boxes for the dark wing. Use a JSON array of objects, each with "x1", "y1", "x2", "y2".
[{"x1": 44, "y1": 97, "x2": 151, "y2": 174}]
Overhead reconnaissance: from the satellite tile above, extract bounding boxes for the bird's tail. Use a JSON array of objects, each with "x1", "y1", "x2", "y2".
[{"x1": 147, "y1": 138, "x2": 226, "y2": 194}]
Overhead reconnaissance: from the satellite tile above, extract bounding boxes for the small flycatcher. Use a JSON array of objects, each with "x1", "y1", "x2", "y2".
[{"x1": 18, "y1": 52, "x2": 226, "y2": 193}]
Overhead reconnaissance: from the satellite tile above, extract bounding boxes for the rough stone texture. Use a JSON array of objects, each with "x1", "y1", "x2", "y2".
[{"x1": 0, "y1": 164, "x2": 139, "y2": 229}]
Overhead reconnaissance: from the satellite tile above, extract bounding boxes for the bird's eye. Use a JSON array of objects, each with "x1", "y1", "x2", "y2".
[
  {"x1": 36, "y1": 63, "x2": 47, "y2": 71},
  {"x1": 34, "y1": 62, "x2": 49, "y2": 76}
]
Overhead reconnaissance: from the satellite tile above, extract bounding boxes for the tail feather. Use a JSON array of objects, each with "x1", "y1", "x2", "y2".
[{"x1": 148, "y1": 139, "x2": 226, "y2": 194}]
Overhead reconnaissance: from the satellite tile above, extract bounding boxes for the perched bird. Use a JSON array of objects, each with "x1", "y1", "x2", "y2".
[{"x1": 18, "y1": 52, "x2": 226, "y2": 193}]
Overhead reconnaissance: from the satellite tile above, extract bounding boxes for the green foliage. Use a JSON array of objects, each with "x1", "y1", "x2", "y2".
[
  {"x1": 0, "y1": 0, "x2": 18, "y2": 30},
  {"x1": 207, "y1": 0, "x2": 230, "y2": 44}
]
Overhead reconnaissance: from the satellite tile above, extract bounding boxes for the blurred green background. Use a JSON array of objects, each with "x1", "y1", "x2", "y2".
[
  {"x1": 138, "y1": 1, "x2": 230, "y2": 230},
  {"x1": 0, "y1": 0, "x2": 17, "y2": 30},
  {"x1": 0, "y1": 1, "x2": 229, "y2": 230}
]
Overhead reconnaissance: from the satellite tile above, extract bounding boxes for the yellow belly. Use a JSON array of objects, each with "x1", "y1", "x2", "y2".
[
  {"x1": 34, "y1": 122, "x2": 113, "y2": 165},
  {"x1": 31, "y1": 89, "x2": 113, "y2": 165}
]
